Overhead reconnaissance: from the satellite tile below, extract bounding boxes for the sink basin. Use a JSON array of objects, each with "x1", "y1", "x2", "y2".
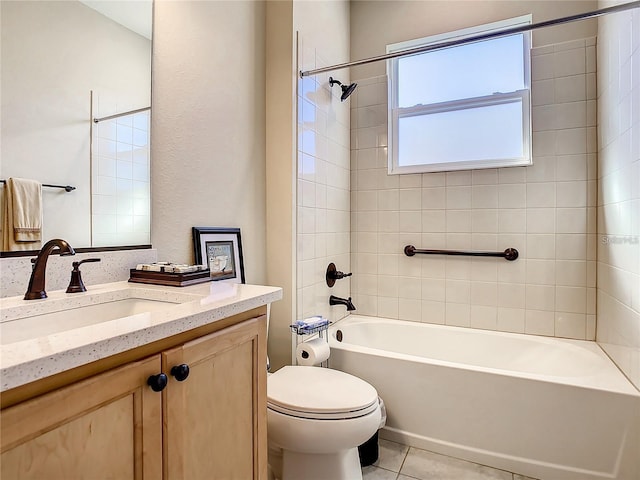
[{"x1": 1, "y1": 298, "x2": 179, "y2": 345}]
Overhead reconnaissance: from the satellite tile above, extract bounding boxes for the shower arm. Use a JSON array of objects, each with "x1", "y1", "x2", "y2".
[{"x1": 300, "y1": 1, "x2": 640, "y2": 78}]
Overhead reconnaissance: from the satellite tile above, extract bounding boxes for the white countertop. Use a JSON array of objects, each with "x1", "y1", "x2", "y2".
[{"x1": 0, "y1": 281, "x2": 282, "y2": 392}]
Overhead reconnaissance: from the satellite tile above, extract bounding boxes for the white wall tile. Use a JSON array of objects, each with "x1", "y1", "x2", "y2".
[
  {"x1": 497, "y1": 307, "x2": 525, "y2": 333},
  {"x1": 446, "y1": 302, "x2": 470, "y2": 327},
  {"x1": 597, "y1": 7, "x2": 640, "y2": 388},
  {"x1": 422, "y1": 300, "x2": 445, "y2": 324},
  {"x1": 526, "y1": 284, "x2": 556, "y2": 311},
  {"x1": 347, "y1": 37, "x2": 597, "y2": 342},
  {"x1": 525, "y1": 309, "x2": 555, "y2": 336},
  {"x1": 555, "y1": 312, "x2": 586, "y2": 339},
  {"x1": 470, "y1": 305, "x2": 498, "y2": 330}
]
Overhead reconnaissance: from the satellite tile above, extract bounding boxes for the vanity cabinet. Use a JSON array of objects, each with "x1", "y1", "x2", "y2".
[
  {"x1": 0, "y1": 314, "x2": 267, "y2": 480},
  {"x1": 163, "y1": 316, "x2": 266, "y2": 479},
  {"x1": 1, "y1": 355, "x2": 163, "y2": 479}
]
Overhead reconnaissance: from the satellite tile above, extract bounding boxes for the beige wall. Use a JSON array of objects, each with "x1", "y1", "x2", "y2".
[
  {"x1": 265, "y1": 0, "x2": 351, "y2": 370},
  {"x1": 1, "y1": 1, "x2": 150, "y2": 248},
  {"x1": 350, "y1": 0, "x2": 597, "y2": 78},
  {"x1": 152, "y1": 0, "x2": 266, "y2": 284},
  {"x1": 266, "y1": 0, "x2": 296, "y2": 371},
  {"x1": 596, "y1": 2, "x2": 640, "y2": 388}
]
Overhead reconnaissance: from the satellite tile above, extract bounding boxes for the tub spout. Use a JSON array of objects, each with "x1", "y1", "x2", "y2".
[{"x1": 329, "y1": 295, "x2": 356, "y2": 311}]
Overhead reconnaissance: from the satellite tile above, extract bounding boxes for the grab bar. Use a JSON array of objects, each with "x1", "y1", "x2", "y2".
[{"x1": 404, "y1": 245, "x2": 519, "y2": 261}]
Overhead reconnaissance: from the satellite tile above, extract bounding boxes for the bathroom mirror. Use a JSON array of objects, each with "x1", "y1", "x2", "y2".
[{"x1": 0, "y1": 0, "x2": 152, "y2": 253}]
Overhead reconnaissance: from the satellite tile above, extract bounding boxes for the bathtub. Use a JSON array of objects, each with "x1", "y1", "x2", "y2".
[{"x1": 328, "y1": 315, "x2": 640, "y2": 480}]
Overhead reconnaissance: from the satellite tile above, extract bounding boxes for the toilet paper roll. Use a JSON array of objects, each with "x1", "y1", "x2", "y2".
[{"x1": 295, "y1": 338, "x2": 330, "y2": 366}]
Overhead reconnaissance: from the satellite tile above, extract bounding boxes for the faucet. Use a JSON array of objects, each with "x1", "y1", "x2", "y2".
[
  {"x1": 329, "y1": 295, "x2": 356, "y2": 311},
  {"x1": 24, "y1": 239, "x2": 75, "y2": 300}
]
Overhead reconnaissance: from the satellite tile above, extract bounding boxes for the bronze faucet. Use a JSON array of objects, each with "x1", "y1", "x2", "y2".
[
  {"x1": 24, "y1": 239, "x2": 75, "y2": 300},
  {"x1": 329, "y1": 295, "x2": 356, "y2": 311}
]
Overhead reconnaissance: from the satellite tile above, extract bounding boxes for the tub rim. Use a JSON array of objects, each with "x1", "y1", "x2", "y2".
[{"x1": 328, "y1": 314, "x2": 640, "y2": 397}]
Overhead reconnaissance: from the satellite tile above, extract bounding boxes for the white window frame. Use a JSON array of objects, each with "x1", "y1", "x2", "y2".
[{"x1": 387, "y1": 15, "x2": 532, "y2": 175}]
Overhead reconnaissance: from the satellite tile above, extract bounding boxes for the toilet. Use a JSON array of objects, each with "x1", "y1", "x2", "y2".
[{"x1": 267, "y1": 365, "x2": 382, "y2": 480}]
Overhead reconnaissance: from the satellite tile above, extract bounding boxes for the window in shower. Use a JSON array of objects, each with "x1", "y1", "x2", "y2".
[{"x1": 387, "y1": 15, "x2": 532, "y2": 174}]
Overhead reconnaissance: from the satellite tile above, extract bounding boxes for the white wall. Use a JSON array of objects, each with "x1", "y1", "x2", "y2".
[
  {"x1": 596, "y1": 2, "x2": 640, "y2": 388},
  {"x1": 151, "y1": 0, "x2": 266, "y2": 284},
  {"x1": 0, "y1": 1, "x2": 151, "y2": 248}
]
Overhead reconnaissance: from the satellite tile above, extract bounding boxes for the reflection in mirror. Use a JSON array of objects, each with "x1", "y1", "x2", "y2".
[{"x1": 0, "y1": 0, "x2": 152, "y2": 252}]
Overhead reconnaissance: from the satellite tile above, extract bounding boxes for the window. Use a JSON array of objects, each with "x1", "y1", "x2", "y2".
[{"x1": 387, "y1": 16, "x2": 532, "y2": 174}]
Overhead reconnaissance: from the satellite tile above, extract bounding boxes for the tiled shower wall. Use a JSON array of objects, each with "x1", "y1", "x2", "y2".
[
  {"x1": 596, "y1": 6, "x2": 639, "y2": 388},
  {"x1": 350, "y1": 38, "x2": 598, "y2": 340},
  {"x1": 92, "y1": 110, "x2": 151, "y2": 247},
  {"x1": 296, "y1": 37, "x2": 352, "y2": 323}
]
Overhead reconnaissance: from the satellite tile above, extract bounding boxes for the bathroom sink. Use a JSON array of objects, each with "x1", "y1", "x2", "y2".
[{"x1": 1, "y1": 297, "x2": 180, "y2": 345}]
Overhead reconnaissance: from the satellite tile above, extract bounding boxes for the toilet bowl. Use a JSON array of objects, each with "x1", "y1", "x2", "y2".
[{"x1": 267, "y1": 365, "x2": 381, "y2": 480}]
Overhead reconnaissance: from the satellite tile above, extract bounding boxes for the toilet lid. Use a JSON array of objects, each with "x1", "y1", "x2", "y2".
[{"x1": 267, "y1": 366, "x2": 379, "y2": 420}]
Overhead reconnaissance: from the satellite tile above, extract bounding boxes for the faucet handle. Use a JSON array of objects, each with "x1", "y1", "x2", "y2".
[
  {"x1": 66, "y1": 258, "x2": 101, "y2": 293},
  {"x1": 326, "y1": 262, "x2": 353, "y2": 287},
  {"x1": 72, "y1": 258, "x2": 101, "y2": 268}
]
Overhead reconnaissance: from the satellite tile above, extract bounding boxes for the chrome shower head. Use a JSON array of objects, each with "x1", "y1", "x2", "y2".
[{"x1": 329, "y1": 76, "x2": 357, "y2": 102}]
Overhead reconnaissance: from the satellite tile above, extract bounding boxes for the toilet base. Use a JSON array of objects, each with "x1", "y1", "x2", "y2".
[{"x1": 271, "y1": 447, "x2": 363, "y2": 480}]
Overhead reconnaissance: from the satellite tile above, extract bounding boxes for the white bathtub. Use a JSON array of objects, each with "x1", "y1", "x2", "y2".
[{"x1": 328, "y1": 315, "x2": 640, "y2": 480}]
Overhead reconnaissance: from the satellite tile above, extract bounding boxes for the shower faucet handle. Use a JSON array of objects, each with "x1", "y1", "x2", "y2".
[{"x1": 326, "y1": 262, "x2": 352, "y2": 287}]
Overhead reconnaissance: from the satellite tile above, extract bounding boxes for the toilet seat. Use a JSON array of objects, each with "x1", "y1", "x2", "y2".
[{"x1": 267, "y1": 366, "x2": 379, "y2": 420}]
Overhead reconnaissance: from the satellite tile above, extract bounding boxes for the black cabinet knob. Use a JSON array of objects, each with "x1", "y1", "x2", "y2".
[
  {"x1": 147, "y1": 373, "x2": 168, "y2": 392},
  {"x1": 171, "y1": 364, "x2": 190, "y2": 382}
]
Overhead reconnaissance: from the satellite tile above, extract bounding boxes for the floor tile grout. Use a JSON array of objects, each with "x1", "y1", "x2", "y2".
[
  {"x1": 365, "y1": 439, "x2": 539, "y2": 480},
  {"x1": 396, "y1": 445, "x2": 409, "y2": 479}
]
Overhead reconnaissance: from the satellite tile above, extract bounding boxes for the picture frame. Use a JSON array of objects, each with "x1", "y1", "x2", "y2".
[{"x1": 192, "y1": 227, "x2": 245, "y2": 284}]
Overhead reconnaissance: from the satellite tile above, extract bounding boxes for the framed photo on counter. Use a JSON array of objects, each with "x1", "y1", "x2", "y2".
[{"x1": 192, "y1": 227, "x2": 245, "y2": 283}]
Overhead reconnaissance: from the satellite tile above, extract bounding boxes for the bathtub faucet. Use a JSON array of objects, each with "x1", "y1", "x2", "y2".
[{"x1": 329, "y1": 295, "x2": 356, "y2": 311}]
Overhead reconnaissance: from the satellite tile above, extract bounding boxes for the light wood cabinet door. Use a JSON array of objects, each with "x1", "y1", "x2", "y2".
[
  {"x1": 1, "y1": 355, "x2": 163, "y2": 480},
  {"x1": 163, "y1": 315, "x2": 267, "y2": 480}
]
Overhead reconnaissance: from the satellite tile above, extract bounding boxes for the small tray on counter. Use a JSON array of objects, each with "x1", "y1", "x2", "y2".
[{"x1": 128, "y1": 268, "x2": 212, "y2": 287}]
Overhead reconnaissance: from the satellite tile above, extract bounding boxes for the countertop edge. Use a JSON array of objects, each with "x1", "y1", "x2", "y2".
[{"x1": 1, "y1": 283, "x2": 282, "y2": 392}]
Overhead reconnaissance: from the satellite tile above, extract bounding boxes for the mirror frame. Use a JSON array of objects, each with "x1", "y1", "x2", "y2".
[{"x1": 0, "y1": 244, "x2": 152, "y2": 258}]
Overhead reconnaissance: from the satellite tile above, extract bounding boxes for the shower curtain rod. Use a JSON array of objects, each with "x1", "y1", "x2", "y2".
[
  {"x1": 299, "y1": 1, "x2": 640, "y2": 78},
  {"x1": 93, "y1": 106, "x2": 150, "y2": 123}
]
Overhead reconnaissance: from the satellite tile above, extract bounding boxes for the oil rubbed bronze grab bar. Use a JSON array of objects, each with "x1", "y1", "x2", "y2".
[
  {"x1": 404, "y1": 245, "x2": 519, "y2": 261},
  {"x1": 0, "y1": 179, "x2": 75, "y2": 192}
]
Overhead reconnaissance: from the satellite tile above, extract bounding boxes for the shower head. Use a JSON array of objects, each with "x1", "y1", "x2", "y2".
[{"x1": 329, "y1": 76, "x2": 357, "y2": 102}]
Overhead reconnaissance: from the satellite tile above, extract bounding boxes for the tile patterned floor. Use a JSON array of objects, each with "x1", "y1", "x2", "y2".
[{"x1": 362, "y1": 439, "x2": 539, "y2": 480}]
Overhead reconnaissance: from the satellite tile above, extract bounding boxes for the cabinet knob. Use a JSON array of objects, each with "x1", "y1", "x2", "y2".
[
  {"x1": 147, "y1": 373, "x2": 168, "y2": 392},
  {"x1": 171, "y1": 364, "x2": 190, "y2": 382}
]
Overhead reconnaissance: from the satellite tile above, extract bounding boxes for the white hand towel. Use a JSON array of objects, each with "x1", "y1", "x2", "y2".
[{"x1": 1, "y1": 178, "x2": 42, "y2": 250}]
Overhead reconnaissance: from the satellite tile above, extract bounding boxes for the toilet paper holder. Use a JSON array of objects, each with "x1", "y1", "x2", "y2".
[{"x1": 290, "y1": 319, "x2": 331, "y2": 367}]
